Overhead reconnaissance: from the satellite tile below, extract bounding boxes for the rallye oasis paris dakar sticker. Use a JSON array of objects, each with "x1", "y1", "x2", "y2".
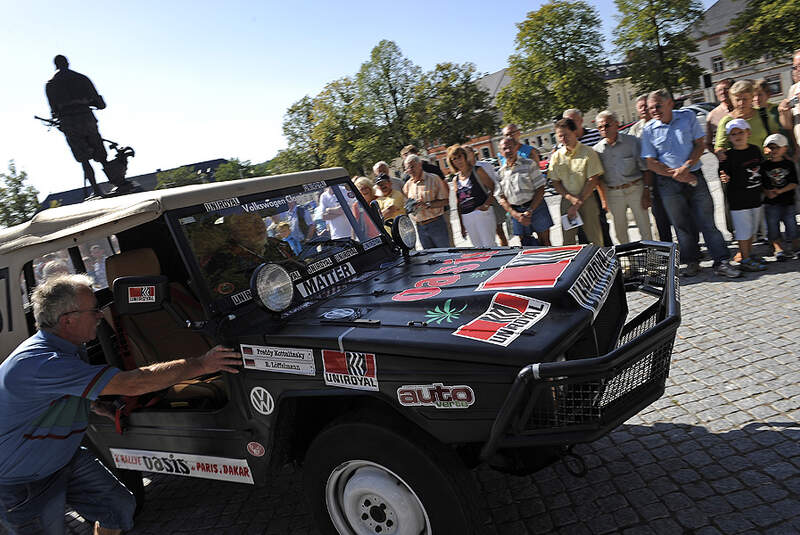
[
  {"x1": 110, "y1": 448, "x2": 254, "y2": 484},
  {"x1": 568, "y1": 247, "x2": 619, "y2": 319},
  {"x1": 476, "y1": 245, "x2": 583, "y2": 291},
  {"x1": 241, "y1": 344, "x2": 315, "y2": 376},
  {"x1": 322, "y1": 350, "x2": 378, "y2": 391},
  {"x1": 128, "y1": 286, "x2": 155, "y2": 303},
  {"x1": 453, "y1": 292, "x2": 550, "y2": 347}
]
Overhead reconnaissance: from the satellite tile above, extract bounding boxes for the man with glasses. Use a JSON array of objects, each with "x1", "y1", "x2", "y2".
[
  {"x1": 498, "y1": 124, "x2": 538, "y2": 165},
  {"x1": 375, "y1": 175, "x2": 406, "y2": 220},
  {"x1": 593, "y1": 111, "x2": 653, "y2": 243},
  {"x1": 0, "y1": 274, "x2": 240, "y2": 535}
]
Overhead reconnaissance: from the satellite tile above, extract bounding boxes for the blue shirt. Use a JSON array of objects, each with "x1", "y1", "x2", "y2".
[
  {"x1": 498, "y1": 143, "x2": 535, "y2": 165},
  {"x1": 640, "y1": 109, "x2": 705, "y2": 172},
  {"x1": 0, "y1": 330, "x2": 119, "y2": 484}
]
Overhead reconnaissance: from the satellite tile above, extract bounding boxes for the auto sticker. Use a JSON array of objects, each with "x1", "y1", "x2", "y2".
[
  {"x1": 246, "y1": 442, "x2": 266, "y2": 457},
  {"x1": 297, "y1": 262, "x2": 355, "y2": 298},
  {"x1": 203, "y1": 197, "x2": 240, "y2": 212},
  {"x1": 230, "y1": 289, "x2": 252, "y2": 306},
  {"x1": 397, "y1": 383, "x2": 475, "y2": 409},
  {"x1": 568, "y1": 248, "x2": 619, "y2": 319},
  {"x1": 452, "y1": 292, "x2": 550, "y2": 347},
  {"x1": 424, "y1": 299, "x2": 467, "y2": 324},
  {"x1": 241, "y1": 345, "x2": 315, "y2": 376},
  {"x1": 476, "y1": 246, "x2": 583, "y2": 291},
  {"x1": 110, "y1": 448, "x2": 254, "y2": 484},
  {"x1": 362, "y1": 237, "x2": 383, "y2": 251},
  {"x1": 128, "y1": 286, "x2": 155, "y2": 303},
  {"x1": 249, "y1": 386, "x2": 275, "y2": 415},
  {"x1": 322, "y1": 350, "x2": 378, "y2": 391}
]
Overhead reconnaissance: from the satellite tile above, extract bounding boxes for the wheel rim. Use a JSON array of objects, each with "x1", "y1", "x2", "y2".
[{"x1": 325, "y1": 460, "x2": 432, "y2": 535}]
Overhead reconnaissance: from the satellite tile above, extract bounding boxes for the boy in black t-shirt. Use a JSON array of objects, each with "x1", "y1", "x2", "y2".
[
  {"x1": 761, "y1": 133, "x2": 798, "y2": 260},
  {"x1": 719, "y1": 119, "x2": 766, "y2": 271}
]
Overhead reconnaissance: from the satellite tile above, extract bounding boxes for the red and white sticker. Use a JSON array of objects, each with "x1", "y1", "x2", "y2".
[
  {"x1": 476, "y1": 246, "x2": 582, "y2": 292},
  {"x1": 246, "y1": 442, "x2": 266, "y2": 457},
  {"x1": 453, "y1": 292, "x2": 550, "y2": 347},
  {"x1": 128, "y1": 286, "x2": 155, "y2": 303},
  {"x1": 322, "y1": 350, "x2": 378, "y2": 391},
  {"x1": 110, "y1": 448, "x2": 254, "y2": 484},
  {"x1": 397, "y1": 383, "x2": 475, "y2": 409}
]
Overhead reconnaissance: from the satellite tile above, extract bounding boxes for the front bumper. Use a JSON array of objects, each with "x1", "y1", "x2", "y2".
[{"x1": 480, "y1": 241, "x2": 680, "y2": 460}]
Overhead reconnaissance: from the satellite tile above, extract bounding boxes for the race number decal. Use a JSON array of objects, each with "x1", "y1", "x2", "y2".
[
  {"x1": 110, "y1": 448, "x2": 254, "y2": 484},
  {"x1": 322, "y1": 350, "x2": 378, "y2": 391},
  {"x1": 476, "y1": 246, "x2": 582, "y2": 291},
  {"x1": 453, "y1": 292, "x2": 550, "y2": 347}
]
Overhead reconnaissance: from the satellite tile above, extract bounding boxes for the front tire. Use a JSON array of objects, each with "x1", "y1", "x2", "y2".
[{"x1": 303, "y1": 419, "x2": 487, "y2": 534}]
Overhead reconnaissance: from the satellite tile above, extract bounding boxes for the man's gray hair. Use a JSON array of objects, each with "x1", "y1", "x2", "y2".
[
  {"x1": 403, "y1": 154, "x2": 421, "y2": 167},
  {"x1": 595, "y1": 110, "x2": 618, "y2": 124},
  {"x1": 648, "y1": 89, "x2": 672, "y2": 101},
  {"x1": 636, "y1": 93, "x2": 648, "y2": 103},
  {"x1": 372, "y1": 161, "x2": 389, "y2": 173},
  {"x1": 32, "y1": 273, "x2": 95, "y2": 331},
  {"x1": 563, "y1": 108, "x2": 582, "y2": 119}
]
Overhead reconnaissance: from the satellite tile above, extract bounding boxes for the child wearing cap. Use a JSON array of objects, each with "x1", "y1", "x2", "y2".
[
  {"x1": 719, "y1": 118, "x2": 767, "y2": 271},
  {"x1": 761, "y1": 133, "x2": 798, "y2": 260}
]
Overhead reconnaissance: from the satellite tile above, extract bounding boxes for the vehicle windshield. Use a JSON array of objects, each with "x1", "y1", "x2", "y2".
[{"x1": 178, "y1": 181, "x2": 383, "y2": 303}]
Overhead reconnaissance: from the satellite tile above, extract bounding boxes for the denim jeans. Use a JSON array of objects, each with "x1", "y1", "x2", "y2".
[
  {"x1": 416, "y1": 215, "x2": 450, "y2": 249},
  {"x1": 0, "y1": 447, "x2": 136, "y2": 534},
  {"x1": 655, "y1": 171, "x2": 729, "y2": 264},
  {"x1": 764, "y1": 203, "x2": 798, "y2": 243}
]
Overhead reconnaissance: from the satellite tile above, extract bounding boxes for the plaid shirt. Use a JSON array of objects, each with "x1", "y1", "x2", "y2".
[{"x1": 403, "y1": 172, "x2": 449, "y2": 223}]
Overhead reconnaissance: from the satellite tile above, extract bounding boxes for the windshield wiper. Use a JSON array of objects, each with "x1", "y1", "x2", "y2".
[{"x1": 298, "y1": 237, "x2": 360, "y2": 259}]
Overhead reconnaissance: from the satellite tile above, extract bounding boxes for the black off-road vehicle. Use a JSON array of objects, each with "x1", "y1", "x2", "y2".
[{"x1": 0, "y1": 168, "x2": 680, "y2": 533}]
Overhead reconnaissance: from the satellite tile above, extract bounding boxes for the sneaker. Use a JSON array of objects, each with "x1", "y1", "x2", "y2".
[
  {"x1": 776, "y1": 251, "x2": 795, "y2": 261},
  {"x1": 714, "y1": 260, "x2": 742, "y2": 278},
  {"x1": 739, "y1": 257, "x2": 766, "y2": 272},
  {"x1": 682, "y1": 261, "x2": 700, "y2": 277}
]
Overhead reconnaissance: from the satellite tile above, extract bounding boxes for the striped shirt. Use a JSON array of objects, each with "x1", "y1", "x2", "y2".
[
  {"x1": 403, "y1": 171, "x2": 449, "y2": 223},
  {"x1": 497, "y1": 157, "x2": 545, "y2": 205},
  {"x1": 578, "y1": 127, "x2": 602, "y2": 147}
]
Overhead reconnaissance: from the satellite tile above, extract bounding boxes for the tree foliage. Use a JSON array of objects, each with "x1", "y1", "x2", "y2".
[
  {"x1": 155, "y1": 166, "x2": 207, "y2": 189},
  {"x1": 409, "y1": 62, "x2": 499, "y2": 146},
  {"x1": 261, "y1": 149, "x2": 318, "y2": 176},
  {"x1": 0, "y1": 161, "x2": 40, "y2": 227},
  {"x1": 723, "y1": 0, "x2": 800, "y2": 63},
  {"x1": 282, "y1": 96, "x2": 326, "y2": 168},
  {"x1": 613, "y1": 0, "x2": 704, "y2": 95},
  {"x1": 497, "y1": 0, "x2": 609, "y2": 126},
  {"x1": 214, "y1": 158, "x2": 258, "y2": 182}
]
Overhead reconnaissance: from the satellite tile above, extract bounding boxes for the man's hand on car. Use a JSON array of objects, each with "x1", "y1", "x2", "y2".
[{"x1": 197, "y1": 346, "x2": 241, "y2": 375}]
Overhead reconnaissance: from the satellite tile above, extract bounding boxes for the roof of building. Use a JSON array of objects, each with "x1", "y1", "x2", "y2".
[
  {"x1": 691, "y1": 0, "x2": 746, "y2": 38},
  {"x1": 476, "y1": 68, "x2": 511, "y2": 106}
]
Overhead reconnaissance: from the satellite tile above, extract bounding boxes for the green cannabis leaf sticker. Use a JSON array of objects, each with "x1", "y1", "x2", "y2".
[
  {"x1": 425, "y1": 299, "x2": 468, "y2": 324},
  {"x1": 468, "y1": 270, "x2": 490, "y2": 279}
]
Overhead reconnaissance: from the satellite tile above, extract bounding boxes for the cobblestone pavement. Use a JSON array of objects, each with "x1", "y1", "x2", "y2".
[{"x1": 46, "y1": 248, "x2": 799, "y2": 535}]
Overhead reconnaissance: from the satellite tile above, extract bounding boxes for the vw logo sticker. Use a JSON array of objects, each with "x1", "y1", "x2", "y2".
[
  {"x1": 250, "y1": 386, "x2": 274, "y2": 415},
  {"x1": 322, "y1": 308, "x2": 355, "y2": 320}
]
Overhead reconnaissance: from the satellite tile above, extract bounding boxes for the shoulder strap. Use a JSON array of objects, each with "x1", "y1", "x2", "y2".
[
  {"x1": 471, "y1": 167, "x2": 490, "y2": 195},
  {"x1": 758, "y1": 107, "x2": 771, "y2": 135}
]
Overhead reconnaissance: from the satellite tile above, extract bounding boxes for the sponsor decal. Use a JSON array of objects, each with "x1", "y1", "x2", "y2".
[
  {"x1": 111, "y1": 448, "x2": 253, "y2": 484},
  {"x1": 246, "y1": 442, "x2": 266, "y2": 457},
  {"x1": 216, "y1": 282, "x2": 234, "y2": 295},
  {"x1": 468, "y1": 270, "x2": 491, "y2": 279},
  {"x1": 128, "y1": 286, "x2": 155, "y2": 303},
  {"x1": 424, "y1": 299, "x2": 467, "y2": 324},
  {"x1": 334, "y1": 247, "x2": 358, "y2": 262},
  {"x1": 322, "y1": 350, "x2": 378, "y2": 391},
  {"x1": 203, "y1": 197, "x2": 240, "y2": 212},
  {"x1": 321, "y1": 308, "x2": 356, "y2": 320},
  {"x1": 453, "y1": 292, "x2": 550, "y2": 347},
  {"x1": 476, "y1": 246, "x2": 582, "y2": 292},
  {"x1": 307, "y1": 256, "x2": 334, "y2": 274},
  {"x1": 392, "y1": 251, "x2": 499, "y2": 302},
  {"x1": 362, "y1": 237, "x2": 383, "y2": 251},
  {"x1": 397, "y1": 383, "x2": 475, "y2": 409},
  {"x1": 568, "y1": 248, "x2": 619, "y2": 319},
  {"x1": 297, "y1": 262, "x2": 355, "y2": 298},
  {"x1": 240, "y1": 344, "x2": 315, "y2": 376},
  {"x1": 303, "y1": 181, "x2": 327, "y2": 192},
  {"x1": 240, "y1": 198, "x2": 292, "y2": 213},
  {"x1": 250, "y1": 386, "x2": 275, "y2": 415},
  {"x1": 289, "y1": 270, "x2": 301, "y2": 282},
  {"x1": 231, "y1": 289, "x2": 252, "y2": 306}
]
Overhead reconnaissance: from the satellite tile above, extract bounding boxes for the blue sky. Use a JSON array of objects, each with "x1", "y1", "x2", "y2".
[{"x1": 0, "y1": 0, "x2": 716, "y2": 199}]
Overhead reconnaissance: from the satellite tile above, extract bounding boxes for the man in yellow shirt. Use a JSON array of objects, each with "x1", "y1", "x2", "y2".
[
  {"x1": 375, "y1": 175, "x2": 406, "y2": 220},
  {"x1": 548, "y1": 118, "x2": 605, "y2": 245}
]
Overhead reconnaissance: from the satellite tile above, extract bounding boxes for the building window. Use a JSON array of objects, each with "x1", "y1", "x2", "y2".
[
  {"x1": 708, "y1": 35, "x2": 720, "y2": 47},
  {"x1": 712, "y1": 56, "x2": 725, "y2": 73},
  {"x1": 617, "y1": 93, "x2": 622, "y2": 104},
  {"x1": 765, "y1": 74, "x2": 782, "y2": 96},
  {"x1": 536, "y1": 136, "x2": 543, "y2": 147},
  {"x1": 481, "y1": 148, "x2": 491, "y2": 159},
  {"x1": 550, "y1": 133, "x2": 556, "y2": 145},
  {"x1": 737, "y1": 59, "x2": 751, "y2": 67},
  {"x1": 523, "y1": 138, "x2": 530, "y2": 145}
]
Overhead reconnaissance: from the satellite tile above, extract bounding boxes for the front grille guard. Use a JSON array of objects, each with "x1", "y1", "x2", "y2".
[{"x1": 480, "y1": 241, "x2": 680, "y2": 460}]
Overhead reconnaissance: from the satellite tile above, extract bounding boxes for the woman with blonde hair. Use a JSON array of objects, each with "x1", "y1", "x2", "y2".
[
  {"x1": 351, "y1": 176, "x2": 380, "y2": 238},
  {"x1": 715, "y1": 79, "x2": 782, "y2": 155},
  {"x1": 446, "y1": 144, "x2": 497, "y2": 247}
]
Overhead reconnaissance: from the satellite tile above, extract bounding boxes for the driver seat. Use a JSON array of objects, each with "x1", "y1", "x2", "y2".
[{"x1": 103, "y1": 248, "x2": 227, "y2": 406}]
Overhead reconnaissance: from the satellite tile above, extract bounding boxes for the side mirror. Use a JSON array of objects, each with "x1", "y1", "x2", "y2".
[{"x1": 112, "y1": 275, "x2": 168, "y2": 315}]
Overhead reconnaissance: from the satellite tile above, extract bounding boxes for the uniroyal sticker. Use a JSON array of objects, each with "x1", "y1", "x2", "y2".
[
  {"x1": 453, "y1": 292, "x2": 550, "y2": 347},
  {"x1": 297, "y1": 262, "x2": 355, "y2": 298},
  {"x1": 362, "y1": 237, "x2": 383, "y2": 251},
  {"x1": 240, "y1": 345, "x2": 315, "y2": 376},
  {"x1": 307, "y1": 257, "x2": 334, "y2": 274},
  {"x1": 128, "y1": 286, "x2": 155, "y2": 303},
  {"x1": 476, "y1": 246, "x2": 582, "y2": 292},
  {"x1": 231, "y1": 289, "x2": 252, "y2": 306},
  {"x1": 203, "y1": 197, "x2": 240, "y2": 212},
  {"x1": 334, "y1": 247, "x2": 358, "y2": 262},
  {"x1": 110, "y1": 448, "x2": 254, "y2": 484},
  {"x1": 392, "y1": 251, "x2": 499, "y2": 302},
  {"x1": 568, "y1": 248, "x2": 619, "y2": 319},
  {"x1": 397, "y1": 383, "x2": 475, "y2": 409},
  {"x1": 246, "y1": 442, "x2": 265, "y2": 457},
  {"x1": 322, "y1": 350, "x2": 378, "y2": 391},
  {"x1": 303, "y1": 181, "x2": 327, "y2": 191}
]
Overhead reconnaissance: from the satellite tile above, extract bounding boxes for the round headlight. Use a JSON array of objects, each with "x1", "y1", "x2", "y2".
[
  {"x1": 251, "y1": 264, "x2": 294, "y2": 312},
  {"x1": 392, "y1": 215, "x2": 417, "y2": 251}
]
